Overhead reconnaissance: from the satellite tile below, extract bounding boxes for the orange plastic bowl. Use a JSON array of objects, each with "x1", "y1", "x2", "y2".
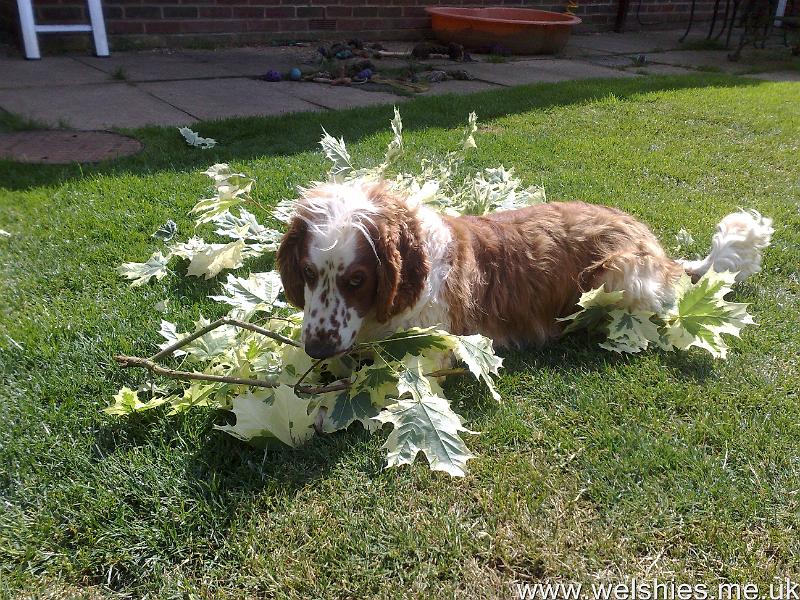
[{"x1": 425, "y1": 7, "x2": 582, "y2": 55}]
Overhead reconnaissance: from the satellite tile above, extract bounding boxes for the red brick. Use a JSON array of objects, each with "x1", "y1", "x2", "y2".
[
  {"x1": 162, "y1": 5, "x2": 197, "y2": 16},
  {"x1": 107, "y1": 20, "x2": 145, "y2": 34},
  {"x1": 180, "y1": 19, "x2": 246, "y2": 32},
  {"x1": 38, "y1": 5, "x2": 85, "y2": 20},
  {"x1": 125, "y1": 5, "x2": 161, "y2": 17},
  {"x1": 198, "y1": 6, "x2": 232, "y2": 16},
  {"x1": 246, "y1": 19, "x2": 281, "y2": 31},
  {"x1": 278, "y1": 18, "x2": 309, "y2": 30},
  {"x1": 297, "y1": 6, "x2": 325, "y2": 17},
  {"x1": 402, "y1": 6, "x2": 426, "y2": 16},
  {"x1": 232, "y1": 5, "x2": 265, "y2": 17},
  {"x1": 263, "y1": 6, "x2": 295, "y2": 17},
  {"x1": 352, "y1": 6, "x2": 376, "y2": 16},
  {"x1": 144, "y1": 20, "x2": 182, "y2": 33},
  {"x1": 387, "y1": 16, "x2": 428, "y2": 29},
  {"x1": 336, "y1": 17, "x2": 380, "y2": 29},
  {"x1": 326, "y1": 6, "x2": 352, "y2": 17}
]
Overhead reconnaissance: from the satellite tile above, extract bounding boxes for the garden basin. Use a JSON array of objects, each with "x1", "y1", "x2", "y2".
[{"x1": 425, "y1": 7, "x2": 582, "y2": 55}]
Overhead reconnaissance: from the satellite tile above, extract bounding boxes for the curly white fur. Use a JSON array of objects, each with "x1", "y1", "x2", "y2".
[{"x1": 680, "y1": 210, "x2": 774, "y2": 282}]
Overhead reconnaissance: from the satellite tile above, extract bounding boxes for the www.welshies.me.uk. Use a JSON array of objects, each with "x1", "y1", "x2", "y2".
[{"x1": 515, "y1": 578, "x2": 800, "y2": 600}]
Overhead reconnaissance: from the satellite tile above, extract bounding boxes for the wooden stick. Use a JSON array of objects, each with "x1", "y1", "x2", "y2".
[
  {"x1": 149, "y1": 316, "x2": 299, "y2": 362},
  {"x1": 114, "y1": 355, "x2": 349, "y2": 395}
]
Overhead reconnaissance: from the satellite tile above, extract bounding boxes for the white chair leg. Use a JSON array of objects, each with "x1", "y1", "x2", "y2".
[
  {"x1": 86, "y1": 0, "x2": 109, "y2": 57},
  {"x1": 15, "y1": 0, "x2": 41, "y2": 60}
]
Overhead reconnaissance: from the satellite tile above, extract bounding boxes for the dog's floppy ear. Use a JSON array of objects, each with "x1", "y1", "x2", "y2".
[
  {"x1": 372, "y1": 190, "x2": 429, "y2": 323},
  {"x1": 276, "y1": 216, "x2": 308, "y2": 308}
]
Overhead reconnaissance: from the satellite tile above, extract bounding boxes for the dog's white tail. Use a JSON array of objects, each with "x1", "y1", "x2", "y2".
[{"x1": 679, "y1": 210, "x2": 774, "y2": 282}]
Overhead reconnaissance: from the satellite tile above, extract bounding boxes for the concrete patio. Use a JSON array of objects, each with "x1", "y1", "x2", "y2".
[{"x1": 1, "y1": 29, "x2": 797, "y2": 131}]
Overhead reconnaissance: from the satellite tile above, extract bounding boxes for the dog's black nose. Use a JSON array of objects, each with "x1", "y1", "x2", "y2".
[{"x1": 304, "y1": 338, "x2": 339, "y2": 359}]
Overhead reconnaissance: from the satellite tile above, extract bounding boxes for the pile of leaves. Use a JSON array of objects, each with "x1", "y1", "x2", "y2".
[
  {"x1": 559, "y1": 271, "x2": 754, "y2": 359},
  {"x1": 109, "y1": 109, "x2": 757, "y2": 477}
]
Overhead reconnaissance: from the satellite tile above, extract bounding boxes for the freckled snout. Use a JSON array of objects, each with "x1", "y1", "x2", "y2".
[{"x1": 304, "y1": 337, "x2": 341, "y2": 360}]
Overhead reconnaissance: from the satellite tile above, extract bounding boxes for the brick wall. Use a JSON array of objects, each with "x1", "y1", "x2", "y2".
[{"x1": 0, "y1": 0, "x2": 744, "y2": 52}]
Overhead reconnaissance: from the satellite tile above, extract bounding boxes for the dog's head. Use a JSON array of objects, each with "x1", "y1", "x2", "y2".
[{"x1": 277, "y1": 180, "x2": 429, "y2": 359}]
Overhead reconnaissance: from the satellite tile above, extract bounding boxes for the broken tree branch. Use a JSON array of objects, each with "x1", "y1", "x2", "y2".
[
  {"x1": 115, "y1": 355, "x2": 469, "y2": 397},
  {"x1": 114, "y1": 355, "x2": 349, "y2": 395},
  {"x1": 149, "y1": 316, "x2": 300, "y2": 362}
]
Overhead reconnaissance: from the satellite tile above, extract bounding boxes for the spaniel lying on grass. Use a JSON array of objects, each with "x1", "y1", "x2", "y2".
[{"x1": 277, "y1": 179, "x2": 772, "y2": 359}]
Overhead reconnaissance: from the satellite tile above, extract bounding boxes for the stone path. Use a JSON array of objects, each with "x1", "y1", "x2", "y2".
[{"x1": 0, "y1": 30, "x2": 796, "y2": 131}]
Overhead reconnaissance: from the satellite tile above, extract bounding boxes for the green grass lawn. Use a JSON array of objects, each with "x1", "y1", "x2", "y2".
[{"x1": 1, "y1": 74, "x2": 799, "y2": 598}]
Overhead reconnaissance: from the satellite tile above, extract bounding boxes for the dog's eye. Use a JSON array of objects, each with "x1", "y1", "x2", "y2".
[
  {"x1": 303, "y1": 264, "x2": 317, "y2": 282},
  {"x1": 348, "y1": 274, "x2": 364, "y2": 288}
]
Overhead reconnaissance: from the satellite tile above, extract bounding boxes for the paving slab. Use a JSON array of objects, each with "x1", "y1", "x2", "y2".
[
  {"x1": 187, "y1": 47, "x2": 309, "y2": 78},
  {"x1": 628, "y1": 63, "x2": 699, "y2": 76},
  {"x1": 279, "y1": 82, "x2": 401, "y2": 110},
  {"x1": 0, "y1": 83, "x2": 195, "y2": 130},
  {"x1": 646, "y1": 50, "x2": 754, "y2": 73},
  {"x1": 581, "y1": 54, "x2": 646, "y2": 69},
  {"x1": 75, "y1": 52, "x2": 236, "y2": 82},
  {"x1": 570, "y1": 31, "x2": 692, "y2": 55},
  {"x1": 0, "y1": 56, "x2": 112, "y2": 89},
  {"x1": 420, "y1": 79, "x2": 501, "y2": 96},
  {"x1": 457, "y1": 59, "x2": 635, "y2": 86},
  {"x1": 747, "y1": 71, "x2": 800, "y2": 82},
  {"x1": 556, "y1": 43, "x2": 607, "y2": 58},
  {"x1": 140, "y1": 78, "x2": 322, "y2": 121}
]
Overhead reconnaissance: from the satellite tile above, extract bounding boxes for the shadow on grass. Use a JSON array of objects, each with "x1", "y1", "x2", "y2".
[
  {"x1": 0, "y1": 73, "x2": 764, "y2": 192},
  {"x1": 95, "y1": 403, "x2": 379, "y2": 498},
  {"x1": 500, "y1": 334, "x2": 716, "y2": 383}
]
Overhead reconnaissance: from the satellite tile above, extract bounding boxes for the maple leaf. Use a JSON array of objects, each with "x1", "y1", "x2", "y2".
[
  {"x1": 558, "y1": 285, "x2": 625, "y2": 334},
  {"x1": 168, "y1": 236, "x2": 206, "y2": 261},
  {"x1": 190, "y1": 165, "x2": 254, "y2": 226},
  {"x1": 186, "y1": 239, "x2": 244, "y2": 280},
  {"x1": 214, "y1": 386, "x2": 318, "y2": 447},
  {"x1": 167, "y1": 382, "x2": 218, "y2": 415},
  {"x1": 103, "y1": 387, "x2": 170, "y2": 415},
  {"x1": 369, "y1": 327, "x2": 454, "y2": 361},
  {"x1": 212, "y1": 209, "x2": 282, "y2": 247},
  {"x1": 376, "y1": 106, "x2": 404, "y2": 174},
  {"x1": 599, "y1": 308, "x2": 661, "y2": 354},
  {"x1": 662, "y1": 270, "x2": 754, "y2": 359},
  {"x1": 320, "y1": 128, "x2": 354, "y2": 182},
  {"x1": 448, "y1": 334, "x2": 504, "y2": 401},
  {"x1": 374, "y1": 356, "x2": 476, "y2": 477},
  {"x1": 118, "y1": 250, "x2": 170, "y2": 287},
  {"x1": 319, "y1": 390, "x2": 380, "y2": 433},
  {"x1": 209, "y1": 271, "x2": 283, "y2": 317},
  {"x1": 350, "y1": 361, "x2": 398, "y2": 407},
  {"x1": 184, "y1": 316, "x2": 238, "y2": 361},
  {"x1": 151, "y1": 219, "x2": 177, "y2": 242},
  {"x1": 157, "y1": 319, "x2": 188, "y2": 357},
  {"x1": 178, "y1": 127, "x2": 217, "y2": 149}
]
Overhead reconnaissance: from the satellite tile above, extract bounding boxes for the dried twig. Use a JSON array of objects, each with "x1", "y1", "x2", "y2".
[
  {"x1": 114, "y1": 355, "x2": 350, "y2": 395},
  {"x1": 149, "y1": 316, "x2": 299, "y2": 361},
  {"x1": 426, "y1": 368, "x2": 468, "y2": 377},
  {"x1": 120, "y1": 314, "x2": 470, "y2": 400}
]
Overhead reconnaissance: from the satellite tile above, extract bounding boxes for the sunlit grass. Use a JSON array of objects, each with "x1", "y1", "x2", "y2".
[{"x1": 1, "y1": 73, "x2": 798, "y2": 597}]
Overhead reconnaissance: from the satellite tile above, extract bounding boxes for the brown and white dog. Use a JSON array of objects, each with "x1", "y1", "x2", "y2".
[{"x1": 277, "y1": 179, "x2": 773, "y2": 359}]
